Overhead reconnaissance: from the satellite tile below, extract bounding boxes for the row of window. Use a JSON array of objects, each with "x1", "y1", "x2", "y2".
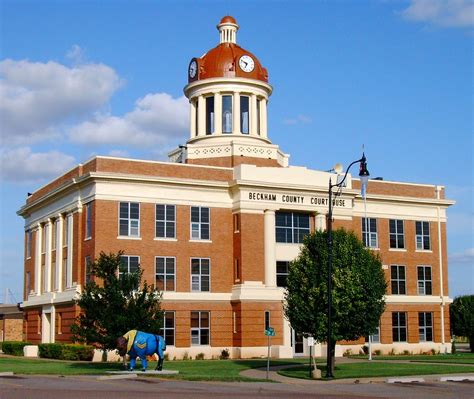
[
  {"x1": 391, "y1": 265, "x2": 433, "y2": 295},
  {"x1": 159, "y1": 311, "x2": 434, "y2": 346},
  {"x1": 363, "y1": 218, "x2": 431, "y2": 251}
]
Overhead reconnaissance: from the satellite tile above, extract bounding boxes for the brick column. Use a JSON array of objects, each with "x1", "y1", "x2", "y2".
[{"x1": 264, "y1": 210, "x2": 276, "y2": 287}]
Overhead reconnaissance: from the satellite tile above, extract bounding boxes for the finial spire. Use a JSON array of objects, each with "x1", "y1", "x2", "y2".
[{"x1": 217, "y1": 16, "x2": 239, "y2": 44}]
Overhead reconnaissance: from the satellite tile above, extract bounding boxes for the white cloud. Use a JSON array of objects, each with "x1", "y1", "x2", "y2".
[
  {"x1": 69, "y1": 93, "x2": 189, "y2": 147},
  {"x1": 66, "y1": 44, "x2": 86, "y2": 64},
  {"x1": 449, "y1": 247, "x2": 474, "y2": 263},
  {"x1": 0, "y1": 147, "x2": 75, "y2": 183},
  {"x1": 0, "y1": 59, "x2": 122, "y2": 145},
  {"x1": 401, "y1": 0, "x2": 474, "y2": 28},
  {"x1": 283, "y1": 114, "x2": 313, "y2": 125},
  {"x1": 108, "y1": 149, "x2": 130, "y2": 158}
]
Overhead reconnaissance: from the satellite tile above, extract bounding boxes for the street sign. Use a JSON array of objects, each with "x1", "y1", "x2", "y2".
[
  {"x1": 308, "y1": 337, "x2": 315, "y2": 346},
  {"x1": 264, "y1": 327, "x2": 275, "y2": 337}
]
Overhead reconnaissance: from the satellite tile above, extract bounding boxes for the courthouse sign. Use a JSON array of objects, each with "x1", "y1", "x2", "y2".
[{"x1": 246, "y1": 191, "x2": 351, "y2": 208}]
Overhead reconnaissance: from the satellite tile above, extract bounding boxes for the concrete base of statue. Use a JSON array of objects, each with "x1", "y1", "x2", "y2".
[{"x1": 107, "y1": 370, "x2": 179, "y2": 375}]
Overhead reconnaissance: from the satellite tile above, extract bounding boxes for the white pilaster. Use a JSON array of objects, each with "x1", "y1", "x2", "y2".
[
  {"x1": 250, "y1": 94, "x2": 257, "y2": 136},
  {"x1": 233, "y1": 92, "x2": 241, "y2": 134},
  {"x1": 55, "y1": 214, "x2": 63, "y2": 291},
  {"x1": 44, "y1": 220, "x2": 52, "y2": 292},
  {"x1": 260, "y1": 98, "x2": 268, "y2": 138},
  {"x1": 264, "y1": 210, "x2": 276, "y2": 287},
  {"x1": 34, "y1": 224, "x2": 42, "y2": 295},
  {"x1": 214, "y1": 92, "x2": 222, "y2": 135},
  {"x1": 316, "y1": 214, "x2": 327, "y2": 232},
  {"x1": 66, "y1": 214, "x2": 73, "y2": 288},
  {"x1": 197, "y1": 95, "x2": 205, "y2": 136},
  {"x1": 190, "y1": 100, "x2": 197, "y2": 138}
]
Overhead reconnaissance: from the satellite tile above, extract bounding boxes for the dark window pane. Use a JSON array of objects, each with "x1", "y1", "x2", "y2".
[
  {"x1": 390, "y1": 236, "x2": 397, "y2": 248},
  {"x1": 191, "y1": 312, "x2": 199, "y2": 327},
  {"x1": 165, "y1": 330, "x2": 174, "y2": 346},
  {"x1": 166, "y1": 277, "x2": 175, "y2": 291},
  {"x1": 389, "y1": 220, "x2": 395, "y2": 234},
  {"x1": 166, "y1": 223, "x2": 175, "y2": 238},
  {"x1": 166, "y1": 206, "x2": 175, "y2": 221},
  {"x1": 426, "y1": 281, "x2": 432, "y2": 295},
  {"x1": 200, "y1": 312, "x2": 209, "y2": 327},
  {"x1": 156, "y1": 277, "x2": 164, "y2": 290},
  {"x1": 156, "y1": 221, "x2": 165, "y2": 237},
  {"x1": 119, "y1": 203, "x2": 129, "y2": 218},
  {"x1": 156, "y1": 205, "x2": 165, "y2": 220},
  {"x1": 397, "y1": 220, "x2": 404, "y2": 232},
  {"x1": 424, "y1": 236, "x2": 430, "y2": 250},
  {"x1": 191, "y1": 207, "x2": 200, "y2": 222},
  {"x1": 201, "y1": 224, "x2": 209, "y2": 240},
  {"x1": 201, "y1": 208, "x2": 209, "y2": 223},
  {"x1": 200, "y1": 329, "x2": 209, "y2": 345},
  {"x1": 201, "y1": 277, "x2": 209, "y2": 291},
  {"x1": 130, "y1": 203, "x2": 139, "y2": 219},
  {"x1": 398, "y1": 237, "x2": 404, "y2": 248},
  {"x1": 119, "y1": 220, "x2": 129, "y2": 236}
]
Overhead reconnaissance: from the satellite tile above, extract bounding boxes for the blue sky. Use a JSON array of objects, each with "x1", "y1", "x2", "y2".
[{"x1": 1, "y1": 0, "x2": 472, "y2": 303}]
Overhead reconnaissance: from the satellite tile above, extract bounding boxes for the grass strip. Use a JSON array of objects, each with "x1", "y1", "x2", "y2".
[
  {"x1": 350, "y1": 354, "x2": 474, "y2": 365},
  {"x1": 278, "y1": 362, "x2": 474, "y2": 380}
]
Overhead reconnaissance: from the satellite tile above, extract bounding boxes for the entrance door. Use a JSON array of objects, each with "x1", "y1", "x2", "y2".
[{"x1": 291, "y1": 328, "x2": 305, "y2": 356}]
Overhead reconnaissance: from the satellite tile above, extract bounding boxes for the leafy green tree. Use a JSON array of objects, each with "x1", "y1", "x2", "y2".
[
  {"x1": 284, "y1": 229, "x2": 387, "y2": 374},
  {"x1": 450, "y1": 295, "x2": 474, "y2": 352},
  {"x1": 71, "y1": 252, "x2": 163, "y2": 360}
]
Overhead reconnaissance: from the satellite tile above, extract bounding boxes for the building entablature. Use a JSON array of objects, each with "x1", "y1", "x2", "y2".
[{"x1": 22, "y1": 286, "x2": 80, "y2": 309}]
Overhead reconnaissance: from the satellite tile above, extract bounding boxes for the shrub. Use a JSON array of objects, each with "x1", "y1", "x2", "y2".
[
  {"x1": 38, "y1": 343, "x2": 63, "y2": 359},
  {"x1": 182, "y1": 351, "x2": 190, "y2": 360},
  {"x1": 374, "y1": 350, "x2": 382, "y2": 356},
  {"x1": 38, "y1": 343, "x2": 93, "y2": 361},
  {"x1": 163, "y1": 353, "x2": 169, "y2": 361},
  {"x1": 362, "y1": 345, "x2": 369, "y2": 355},
  {"x1": 219, "y1": 348, "x2": 230, "y2": 360},
  {"x1": 402, "y1": 350, "x2": 410, "y2": 356},
  {"x1": 389, "y1": 348, "x2": 397, "y2": 356},
  {"x1": 452, "y1": 340, "x2": 457, "y2": 354},
  {"x1": 343, "y1": 349, "x2": 352, "y2": 357},
  {"x1": 195, "y1": 352, "x2": 205, "y2": 360},
  {"x1": 2, "y1": 341, "x2": 31, "y2": 356}
]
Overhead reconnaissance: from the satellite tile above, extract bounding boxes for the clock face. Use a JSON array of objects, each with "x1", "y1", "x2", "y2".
[
  {"x1": 189, "y1": 60, "x2": 197, "y2": 78},
  {"x1": 239, "y1": 55, "x2": 254, "y2": 73}
]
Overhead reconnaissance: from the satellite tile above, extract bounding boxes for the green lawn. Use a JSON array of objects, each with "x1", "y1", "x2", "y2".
[
  {"x1": 350, "y1": 353, "x2": 474, "y2": 365},
  {"x1": 0, "y1": 356, "x2": 307, "y2": 381},
  {"x1": 278, "y1": 362, "x2": 474, "y2": 380}
]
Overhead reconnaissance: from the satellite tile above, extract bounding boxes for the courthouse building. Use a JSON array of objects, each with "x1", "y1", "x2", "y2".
[{"x1": 18, "y1": 16, "x2": 454, "y2": 358}]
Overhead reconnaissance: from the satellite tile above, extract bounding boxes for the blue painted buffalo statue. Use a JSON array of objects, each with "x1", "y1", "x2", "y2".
[{"x1": 116, "y1": 330, "x2": 166, "y2": 371}]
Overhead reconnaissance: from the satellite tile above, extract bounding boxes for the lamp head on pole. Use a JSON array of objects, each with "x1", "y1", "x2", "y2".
[{"x1": 359, "y1": 153, "x2": 370, "y2": 198}]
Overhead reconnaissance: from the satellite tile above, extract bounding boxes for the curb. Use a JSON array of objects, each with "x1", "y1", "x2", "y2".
[
  {"x1": 386, "y1": 377, "x2": 425, "y2": 383},
  {"x1": 439, "y1": 375, "x2": 474, "y2": 382},
  {"x1": 97, "y1": 373, "x2": 138, "y2": 380},
  {"x1": 0, "y1": 372, "x2": 14, "y2": 377}
]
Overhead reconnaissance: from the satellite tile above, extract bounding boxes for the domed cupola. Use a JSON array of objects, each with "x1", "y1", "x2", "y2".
[{"x1": 169, "y1": 16, "x2": 289, "y2": 168}]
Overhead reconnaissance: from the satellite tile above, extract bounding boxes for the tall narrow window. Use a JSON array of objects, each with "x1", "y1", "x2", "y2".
[
  {"x1": 41, "y1": 224, "x2": 47, "y2": 254},
  {"x1": 191, "y1": 311, "x2": 210, "y2": 345},
  {"x1": 390, "y1": 265, "x2": 406, "y2": 295},
  {"x1": 84, "y1": 256, "x2": 92, "y2": 284},
  {"x1": 63, "y1": 216, "x2": 69, "y2": 247},
  {"x1": 57, "y1": 312, "x2": 62, "y2": 335},
  {"x1": 190, "y1": 207, "x2": 210, "y2": 240},
  {"x1": 155, "y1": 204, "x2": 176, "y2": 238},
  {"x1": 119, "y1": 202, "x2": 140, "y2": 237},
  {"x1": 51, "y1": 220, "x2": 57, "y2": 250},
  {"x1": 392, "y1": 312, "x2": 407, "y2": 342},
  {"x1": 191, "y1": 258, "x2": 210, "y2": 292},
  {"x1": 26, "y1": 271, "x2": 31, "y2": 295},
  {"x1": 119, "y1": 255, "x2": 140, "y2": 279},
  {"x1": 417, "y1": 266, "x2": 432, "y2": 295},
  {"x1": 419, "y1": 312, "x2": 433, "y2": 342},
  {"x1": 389, "y1": 219, "x2": 404, "y2": 249},
  {"x1": 416, "y1": 221, "x2": 431, "y2": 250},
  {"x1": 362, "y1": 218, "x2": 378, "y2": 248},
  {"x1": 26, "y1": 230, "x2": 32, "y2": 258},
  {"x1": 276, "y1": 261, "x2": 289, "y2": 287},
  {"x1": 85, "y1": 203, "x2": 92, "y2": 239},
  {"x1": 155, "y1": 257, "x2": 176, "y2": 291},
  {"x1": 264, "y1": 311, "x2": 270, "y2": 331},
  {"x1": 160, "y1": 311, "x2": 175, "y2": 346},
  {"x1": 234, "y1": 258, "x2": 240, "y2": 282},
  {"x1": 240, "y1": 95, "x2": 249, "y2": 134},
  {"x1": 205, "y1": 96, "x2": 214, "y2": 134},
  {"x1": 222, "y1": 95, "x2": 232, "y2": 133}
]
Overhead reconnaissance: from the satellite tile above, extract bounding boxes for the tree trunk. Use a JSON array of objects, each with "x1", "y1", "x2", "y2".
[
  {"x1": 470, "y1": 336, "x2": 474, "y2": 353},
  {"x1": 102, "y1": 349, "x2": 108, "y2": 362}
]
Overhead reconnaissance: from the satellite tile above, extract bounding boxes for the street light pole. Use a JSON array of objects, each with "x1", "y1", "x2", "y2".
[{"x1": 325, "y1": 153, "x2": 369, "y2": 379}]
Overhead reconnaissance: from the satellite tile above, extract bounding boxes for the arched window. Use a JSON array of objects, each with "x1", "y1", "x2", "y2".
[{"x1": 222, "y1": 95, "x2": 233, "y2": 133}]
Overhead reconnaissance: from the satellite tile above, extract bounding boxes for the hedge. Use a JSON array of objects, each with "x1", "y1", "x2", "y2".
[
  {"x1": 2, "y1": 341, "x2": 32, "y2": 356},
  {"x1": 38, "y1": 343, "x2": 94, "y2": 361}
]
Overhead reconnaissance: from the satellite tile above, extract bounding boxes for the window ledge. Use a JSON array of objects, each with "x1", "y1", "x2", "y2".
[
  {"x1": 84, "y1": 237, "x2": 92, "y2": 242},
  {"x1": 117, "y1": 236, "x2": 142, "y2": 240},
  {"x1": 415, "y1": 250, "x2": 433, "y2": 253},
  {"x1": 154, "y1": 237, "x2": 178, "y2": 242},
  {"x1": 368, "y1": 247, "x2": 380, "y2": 251},
  {"x1": 189, "y1": 239, "x2": 213, "y2": 243},
  {"x1": 389, "y1": 248, "x2": 406, "y2": 252}
]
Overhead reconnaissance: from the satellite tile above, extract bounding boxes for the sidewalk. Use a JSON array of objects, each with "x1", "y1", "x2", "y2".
[{"x1": 240, "y1": 357, "x2": 474, "y2": 384}]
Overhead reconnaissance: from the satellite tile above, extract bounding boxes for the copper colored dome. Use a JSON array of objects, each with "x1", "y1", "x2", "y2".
[
  {"x1": 219, "y1": 15, "x2": 237, "y2": 25},
  {"x1": 195, "y1": 43, "x2": 268, "y2": 82}
]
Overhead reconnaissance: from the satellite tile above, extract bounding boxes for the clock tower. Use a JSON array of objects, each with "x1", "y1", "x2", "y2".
[{"x1": 169, "y1": 16, "x2": 289, "y2": 168}]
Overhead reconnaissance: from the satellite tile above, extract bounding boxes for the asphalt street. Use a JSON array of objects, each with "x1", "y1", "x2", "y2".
[{"x1": 1, "y1": 375, "x2": 473, "y2": 399}]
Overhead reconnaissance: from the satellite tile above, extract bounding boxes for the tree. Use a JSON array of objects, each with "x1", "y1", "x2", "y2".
[
  {"x1": 71, "y1": 252, "x2": 163, "y2": 360},
  {"x1": 284, "y1": 229, "x2": 387, "y2": 374},
  {"x1": 450, "y1": 295, "x2": 474, "y2": 352}
]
